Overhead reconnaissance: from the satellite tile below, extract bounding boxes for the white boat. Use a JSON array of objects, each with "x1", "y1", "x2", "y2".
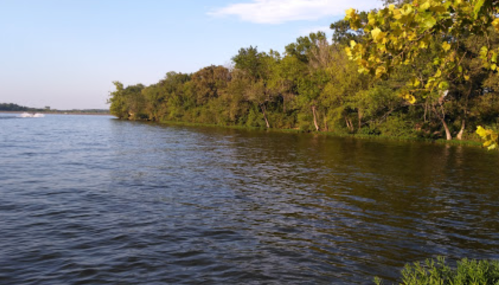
[{"x1": 19, "y1": 112, "x2": 45, "y2": 118}]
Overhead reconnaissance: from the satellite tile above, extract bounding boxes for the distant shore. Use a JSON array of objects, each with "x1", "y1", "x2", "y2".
[{"x1": 0, "y1": 110, "x2": 111, "y2": 116}]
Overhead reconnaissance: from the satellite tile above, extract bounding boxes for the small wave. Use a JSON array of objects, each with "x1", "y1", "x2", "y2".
[{"x1": 18, "y1": 112, "x2": 45, "y2": 118}]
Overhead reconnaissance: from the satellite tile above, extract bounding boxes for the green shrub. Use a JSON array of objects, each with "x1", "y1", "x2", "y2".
[
  {"x1": 358, "y1": 126, "x2": 381, "y2": 136},
  {"x1": 375, "y1": 257, "x2": 499, "y2": 285},
  {"x1": 297, "y1": 113, "x2": 314, "y2": 132},
  {"x1": 378, "y1": 115, "x2": 418, "y2": 138}
]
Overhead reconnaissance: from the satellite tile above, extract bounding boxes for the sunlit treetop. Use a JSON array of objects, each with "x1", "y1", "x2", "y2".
[{"x1": 345, "y1": 0, "x2": 499, "y2": 96}]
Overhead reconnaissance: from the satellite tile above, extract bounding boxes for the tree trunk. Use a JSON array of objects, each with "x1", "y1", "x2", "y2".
[
  {"x1": 345, "y1": 116, "x2": 354, "y2": 132},
  {"x1": 434, "y1": 106, "x2": 451, "y2": 140},
  {"x1": 312, "y1": 105, "x2": 320, "y2": 131},
  {"x1": 358, "y1": 110, "x2": 363, "y2": 130},
  {"x1": 457, "y1": 84, "x2": 471, "y2": 141},
  {"x1": 424, "y1": 99, "x2": 428, "y2": 122},
  {"x1": 260, "y1": 104, "x2": 270, "y2": 128},
  {"x1": 457, "y1": 119, "x2": 466, "y2": 140},
  {"x1": 441, "y1": 119, "x2": 452, "y2": 140},
  {"x1": 432, "y1": 103, "x2": 452, "y2": 141}
]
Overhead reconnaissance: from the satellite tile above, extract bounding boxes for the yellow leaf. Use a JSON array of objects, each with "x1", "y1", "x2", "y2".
[
  {"x1": 393, "y1": 9, "x2": 402, "y2": 20},
  {"x1": 492, "y1": 18, "x2": 499, "y2": 31},
  {"x1": 345, "y1": 8, "x2": 356, "y2": 20},
  {"x1": 401, "y1": 4, "x2": 414, "y2": 15},
  {"x1": 401, "y1": 93, "x2": 417, "y2": 104},
  {"x1": 476, "y1": 126, "x2": 488, "y2": 137},
  {"x1": 414, "y1": 79, "x2": 421, "y2": 87},
  {"x1": 345, "y1": 47, "x2": 352, "y2": 58},
  {"x1": 375, "y1": 65, "x2": 386, "y2": 78},
  {"x1": 371, "y1": 28, "x2": 382, "y2": 42},
  {"x1": 442, "y1": 42, "x2": 451, "y2": 52},
  {"x1": 420, "y1": 1, "x2": 431, "y2": 10},
  {"x1": 476, "y1": 126, "x2": 499, "y2": 150}
]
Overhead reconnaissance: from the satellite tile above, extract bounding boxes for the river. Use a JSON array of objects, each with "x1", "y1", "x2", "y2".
[{"x1": 1, "y1": 113, "x2": 498, "y2": 284}]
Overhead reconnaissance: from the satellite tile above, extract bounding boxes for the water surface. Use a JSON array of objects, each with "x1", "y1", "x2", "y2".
[{"x1": 1, "y1": 114, "x2": 498, "y2": 284}]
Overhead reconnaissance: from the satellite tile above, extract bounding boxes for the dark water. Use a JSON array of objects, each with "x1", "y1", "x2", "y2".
[{"x1": 1, "y1": 114, "x2": 499, "y2": 284}]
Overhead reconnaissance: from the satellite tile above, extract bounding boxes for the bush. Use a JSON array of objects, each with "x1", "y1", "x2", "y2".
[
  {"x1": 297, "y1": 113, "x2": 314, "y2": 132},
  {"x1": 357, "y1": 126, "x2": 381, "y2": 136},
  {"x1": 378, "y1": 115, "x2": 418, "y2": 138},
  {"x1": 375, "y1": 257, "x2": 499, "y2": 285}
]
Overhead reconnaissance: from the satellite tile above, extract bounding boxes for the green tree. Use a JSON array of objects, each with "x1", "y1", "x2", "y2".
[
  {"x1": 191, "y1": 65, "x2": 231, "y2": 106},
  {"x1": 232, "y1": 46, "x2": 277, "y2": 128},
  {"x1": 108, "y1": 81, "x2": 128, "y2": 119},
  {"x1": 345, "y1": 0, "x2": 499, "y2": 145}
]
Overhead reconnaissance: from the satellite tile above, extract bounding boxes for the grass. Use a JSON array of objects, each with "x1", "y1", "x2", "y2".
[{"x1": 375, "y1": 257, "x2": 499, "y2": 285}]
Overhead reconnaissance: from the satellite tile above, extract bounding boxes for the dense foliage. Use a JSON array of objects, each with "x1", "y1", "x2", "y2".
[
  {"x1": 108, "y1": 0, "x2": 499, "y2": 144},
  {"x1": 375, "y1": 257, "x2": 499, "y2": 284},
  {"x1": 345, "y1": 0, "x2": 499, "y2": 147}
]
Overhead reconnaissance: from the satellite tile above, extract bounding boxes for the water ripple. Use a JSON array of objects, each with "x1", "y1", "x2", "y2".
[{"x1": 1, "y1": 114, "x2": 499, "y2": 284}]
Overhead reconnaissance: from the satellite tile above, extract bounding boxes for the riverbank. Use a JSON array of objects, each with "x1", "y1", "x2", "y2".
[{"x1": 152, "y1": 119, "x2": 485, "y2": 148}]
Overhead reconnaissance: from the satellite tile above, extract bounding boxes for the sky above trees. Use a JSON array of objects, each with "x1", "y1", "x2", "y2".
[{"x1": 0, "y1": 0, "x2": 382, "y2": 109}]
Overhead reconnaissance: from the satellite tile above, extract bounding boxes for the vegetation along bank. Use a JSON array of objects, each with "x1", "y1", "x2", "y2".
[{"x1": 108, "y1": 0, "x2": 499, "y2": 148}]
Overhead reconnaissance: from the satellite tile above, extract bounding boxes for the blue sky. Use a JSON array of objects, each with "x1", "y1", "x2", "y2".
[{"x1": 0, "y1": 0, "x2": 382, "y2": 110}]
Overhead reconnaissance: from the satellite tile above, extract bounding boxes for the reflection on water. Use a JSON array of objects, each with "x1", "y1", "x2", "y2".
[{"x1": 1, "y1": 114, "x2": 498, "y2": 284}]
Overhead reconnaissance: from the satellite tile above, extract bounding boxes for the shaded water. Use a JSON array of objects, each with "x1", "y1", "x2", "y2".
[{"x1": 1, "y1": 114, "x2": 498, "y2": 284}]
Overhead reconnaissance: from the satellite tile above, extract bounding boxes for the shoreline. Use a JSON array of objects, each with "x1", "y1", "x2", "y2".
[{"x1": 152, "y1": 119, "x2": 484, "y2": 148}]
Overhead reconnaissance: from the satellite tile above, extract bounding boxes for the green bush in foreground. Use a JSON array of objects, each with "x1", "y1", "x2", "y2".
[{"x1": 375, "y1": 257, "x2": 499, "y2": 285}]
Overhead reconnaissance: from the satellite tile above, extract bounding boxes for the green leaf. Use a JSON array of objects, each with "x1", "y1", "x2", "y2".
[
  {"x1": 438, "y1": 81, "x2": 449, "y2": 90},
  {"x1": 473, "y1": 0, "x2": 486, "y2": 19},
  {"x1": 421, "y1": 14, "x2": 437, "y2": 29},
  {"x1": 430, "y1": 5, "x2": 447, "y2": 13}
]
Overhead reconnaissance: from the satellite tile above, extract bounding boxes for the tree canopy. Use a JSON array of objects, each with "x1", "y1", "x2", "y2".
[{"x1": 108, "y1": 0, "x2": 499, "y2": 148}]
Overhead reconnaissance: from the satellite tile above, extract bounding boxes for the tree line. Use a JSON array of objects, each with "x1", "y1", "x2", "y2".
[
  {"x1": 108, "y1": 0, "x2": 499, "y2": 143},
  {"x1": 0, "y1": 103, "x2": 29, "y2": 112},
  {"x1": 0, "y1": 103, "x2": 109, "y2": 115}
]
